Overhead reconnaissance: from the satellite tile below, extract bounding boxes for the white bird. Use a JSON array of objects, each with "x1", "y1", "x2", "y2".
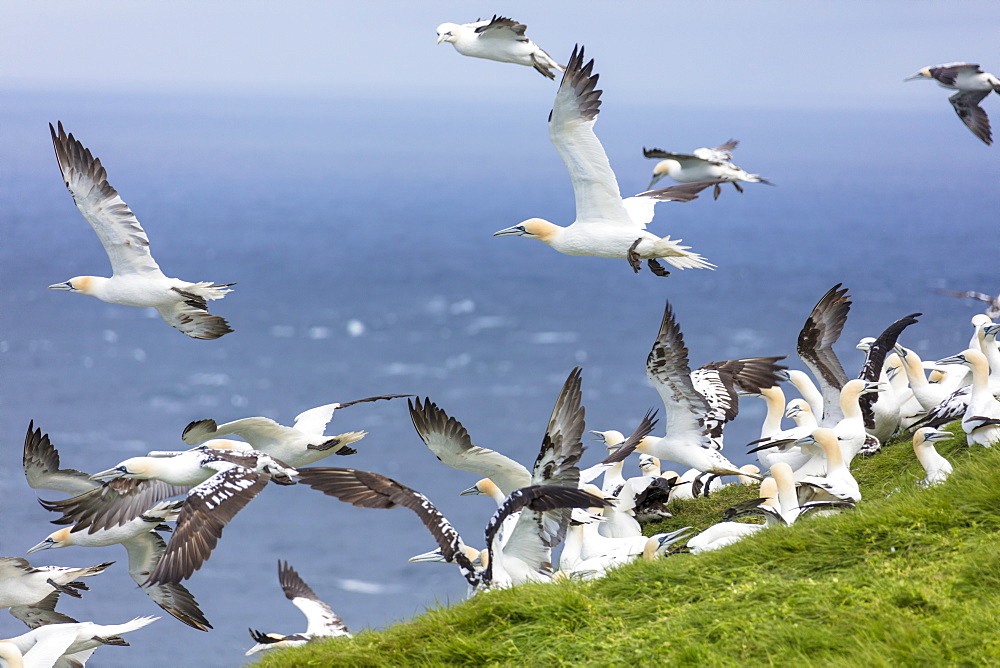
[
  {"x1": 2, "y1": 615, "x2": 157, "y2": 668},
  {"x1": 912, "y1": 428, "x2": 954, "y2": 487},
  {"x1": 687, "y1": 521, "x2": 765, "y2": 554},
  {"x1": 643, "y1": 140, "x2": 772, "y2": 198},
  {"x1": 905, "y1": 63, "x2": 1000, "y2": 145},
  {"x1": 180, "y1": 394, "x2": 409, "y2": 467},
  {"x1": 47, "y1": 122, "x2": 233, "y2": 339},
  {"x1": 936, "y1": 348, "x2": 1000, "y2": 447},
  {"x1": 245, "y1": 560, "x2": 351, "y2": 656},
  {"x1": 789, "y1": 284, "x2": 853, "y2": 426},
  {"x1": 492, "y1": 46, "x2": 717, "y2": 276},
  {"x1": 0, "y1": 559, "x2": 112, "y2": 610},
  {"x1": 435, "y1": 15, "x2": 563, "y2": 79},
  {"x1": 797, "y1": 428, "x2": 861, "y2": 505},
  {"x1": 603, "y1": 300, "x2": 780, "y2": 477}
]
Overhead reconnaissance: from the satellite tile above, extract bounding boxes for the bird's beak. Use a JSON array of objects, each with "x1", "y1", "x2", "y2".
[
  {"x1": 90, "y1": 468, "x2": 121, "y2": 481},
  {"x1": 657, "y1": 526, "x2": 693, "y2": 548},
  {"x1": 459, "y1": 485, "x2": 482, "y2": 497},
  {"x1": 936, "y1": 354, "x2": 964, "y2": 365},
  {"x1": 902, "y1": 73, "x2": 922, "y2": 82},
  {"x1": 48, "y1": 281, "x2": 74, "y2": 291},
  {"x1": 647, "y1": 175, "x2": 663, "y2": 190},
  {"x1": 26, "y1": 539, "x2": 54, "y2": 554},
  {"x1": 408, "y1": 548, "x2": 445, "y2": 563},
  {"x1": 492, "y1": 225, "x2": 527, "y2": 237},
  {"x1": 436, "y1": 34, "x2": 447, "y2": 45}
]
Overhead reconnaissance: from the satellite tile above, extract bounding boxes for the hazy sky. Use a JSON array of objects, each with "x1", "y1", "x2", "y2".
[{"x1": 3, "y1": 1, "x2": 999, "y2": 110}]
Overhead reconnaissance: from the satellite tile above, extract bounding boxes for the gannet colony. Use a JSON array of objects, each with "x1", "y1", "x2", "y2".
[{"x1": 2, "y1": 12, "x2": 999, "y2": 667}]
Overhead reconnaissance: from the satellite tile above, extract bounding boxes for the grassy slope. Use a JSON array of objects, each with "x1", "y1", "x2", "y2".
[{"x1": 258, "y1": 425, "x2": 1000, "y2": 666}]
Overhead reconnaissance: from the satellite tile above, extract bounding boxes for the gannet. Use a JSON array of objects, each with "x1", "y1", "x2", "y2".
[
  {"x1": 0, "y1": 559, "x2": 112, "y2": 610},
  {"x1": 905, "y1": 63, "x2": 1000, "y2": 145},
  {"x1": 47, "y1": 122, "x2": 233, "y2": 339},
  {"x1": 687, "y1": 521, "x2": 765, "y2": 554},
  {"x1": 912, "y1": 428, "x2": 954, "y2": 487},
  {"x1": 181, "y1": 394, "x2": 409, "y2": 467},
  {"x1": 854, "y1": 313, "x2": 921, "y2": 441},
  {"x1": 89, "y1": 448, "x2": 301, "y2": 585},
  {"x1": 938, "y1": 289, "x2": 1000, "y2": 319},
  {"x1": 492, "y1": 46, "x2": 716, "y2": 276},
  {"x1": 435, "y1": 15, "x2": 563, "y2": 79},
  {"x1": 296, "y1": 467, "x2": 607, "y2": 592},
  {"x1": 2, "y1": 615, "x2": 158, "y2": 667},
  {"x1": 936, "y1": 349, "x2": 1000, "y2": 447},
  {"x1": 642, "y1": 140, "x2": 772, "y2": 197},
  {"x1": 796, "y1": 428, "x2": 861, "y2": 505},
  {"x1": 245, "y1": 560, "x2": 351, "y2": 656},
  {"x1": 602, "y1": 300, "x2": 778, "y2": 477},
  {"x1": 410, "y1": 367, "x2": 591, "y2": 554},
  {"x1": 26, "y1": 501, "x2": 212, "y2": 632}
]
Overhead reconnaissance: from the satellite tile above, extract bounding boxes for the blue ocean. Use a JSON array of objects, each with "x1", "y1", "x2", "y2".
[{"x1": 1, "y1": 88, "x2": 997, "y2": 665}]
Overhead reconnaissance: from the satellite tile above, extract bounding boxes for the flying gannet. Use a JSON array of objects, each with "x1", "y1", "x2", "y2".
[
  {"x1": 492, "y1": 46, "x2": 717, "y2": 276},
  {"x1": 47, "y1": 122, "x2": 234, "y2": 339},
  {"x1": 905, "y1": 63, "x2": 1000, "y2": 145},
  {"x1": 642, "y1": 140, "x2": 772, "y2": 198},
  {"x1": 245, "y1": 560, "x2": 351, "y2": 655},
  {"x1": 296, "y1": 467, "x2": 608, "y2": 592},
  {"x1": 0, "y1": 559, "x2": 112, "y2": 610},
  {"x1": 937, "y1": 289, "x2": 1000, "y2": 319},
  {"x1": 181, "y1": 394, "x2": 410, "y2": 467},
  {"x1": 88, "y1": 447, "x2": 300, "y2": 585},
  {"x1": 435, "y1": 15, "x2": 563, "y2": 79},
  {"x1": 602, "y1": 300, "x2": 782, "y2": 477},
  {"x1": 2, "y1": 614, "x2": 158, "y2": 667}
]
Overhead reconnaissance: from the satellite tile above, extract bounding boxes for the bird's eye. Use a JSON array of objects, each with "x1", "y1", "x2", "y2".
[{"x1": 117, "y1": 465, "x2": 128, "y2": 473}]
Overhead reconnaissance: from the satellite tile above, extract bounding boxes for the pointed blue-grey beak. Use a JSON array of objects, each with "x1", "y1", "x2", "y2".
[
  {"x1": 48, "y1": 281, "x2": 74, "y2": 291},
  {"x1": 460, "y1": 484, "x2": 483, "y2": 497},
  {"x1": 492, "y1": 225, "x2": 528, "y2": 237}
]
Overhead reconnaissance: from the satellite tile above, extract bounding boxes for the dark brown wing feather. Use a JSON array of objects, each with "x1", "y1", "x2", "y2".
[{"x1": 144, "y1": 468, "x2": 269, "y2": 585}]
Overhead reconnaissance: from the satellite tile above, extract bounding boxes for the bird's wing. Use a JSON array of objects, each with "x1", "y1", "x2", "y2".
[
  {"x1": 0, "y1": 557, "x2": 34, "y2": 578},
  {"x1": 949, "y1": 89, "x2": 993, "y2": 145},
  {"x1": 689, "y1": 366, "x2": 739, "y2": 446},
  {"x1": 646, "y1": 300, "x2": 712, "y2": 442},
  {"x1": 930, "y1": 63, "x2": 981, "y2": 85},
  {"x1": 197, "y1": 417, "x2": 295, "y2": 447},
  {"x1": 278, "y1": 561, "x2": 349, "y2": 637},
  {"x1": 8, "y1": 591, "x2": 78, "y2": 629},
  {"x1": 22, "y1": 421, "x2": 96, "y2": 496},
  {"x1": 908, "y1": 386, "x2": 970, "y2": 430},
  {"x1": 797, "y1": 284, "x2": 851, "y2": 424},
  {"x1": 293, "y1": 467, "x2": 481, "y2": 588},
  {"x1": 144, "y1": 467, "x2": 270, "y2": 585},
  {"x1": 620, "y1": 182, "x2": 719, "y2": 228},
  {"x1": 49, "y1": 122, "x2": 163, "y2": 278},
  {"x1": 712, "y1": 356, "x2": 789, "y2": 394},
  {"x1": 549, "y1": 46, "x2": 631, "y2": 227},
  {"x1": 408, "y1": 398, "x2": 530, "y2": 496},
  {"x1": 485, "y1": 486, "x2": 607, "y2": 585},
  {"x1": 292, "y1": 395, "x2": 410, "y2": 437},
  {"x1": 642, "y1": 147, "x2": 702, "y2": 161},
  {"x1": 516, "y1": 367, "x2": 587, "y2": 548},
  {"x1": 123, "y1": 532, "x2": 212, "y2": 631},
  {"x1": 19, "y1": 625, "x2": 80, "y2": 668},
  {"x1": 154, "y1": 296, "x2": 233, "y2": 341},
  {"x1": 474, "y1": 15, "x2": 528, "y2": 40},
  {"x1": 40, "y1": 479, "x2": 188, "y2": 534}
]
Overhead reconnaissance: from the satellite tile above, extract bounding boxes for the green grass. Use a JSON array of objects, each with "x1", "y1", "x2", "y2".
[{"x1": 257, "y1": 424, "x2": 1000, "y2": 667}]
